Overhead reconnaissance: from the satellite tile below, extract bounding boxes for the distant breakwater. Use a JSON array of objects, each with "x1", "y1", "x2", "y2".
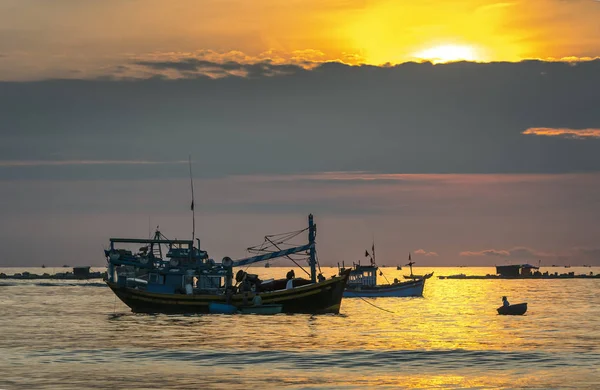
[
  {"x1": 438, "y1": 272, "x2": 598, "y2": 280},
  {"x1": 0, "y1": 271, "x2": 106, "y2": 280}
]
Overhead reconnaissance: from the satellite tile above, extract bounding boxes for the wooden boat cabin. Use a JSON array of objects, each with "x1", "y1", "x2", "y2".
[{"x1": 346, "y1": 265, "x2": 379, "y2": 287}]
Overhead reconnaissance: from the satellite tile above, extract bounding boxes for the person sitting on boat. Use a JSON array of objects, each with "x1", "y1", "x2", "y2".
[
  {"x1": 225, "y1": 288, "x2": 234, "y2": 305},
  {"x1": 286, "y1": 270, "x2": 295, "y2": 289},
  {"x1": 502, "y1": 296, "x2": 510, "y2": 307},
  {"x1": 252, "y1": 293, "x2": 263, "y2": 306}
]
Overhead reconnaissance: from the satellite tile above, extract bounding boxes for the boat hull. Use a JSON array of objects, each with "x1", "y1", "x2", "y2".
[
  {"x1": 344, "y1": 279, "x2": 425, "y2": 298},
  {"x1": 239, "y1": 304, "x2": 283, "y2": 315},
  {"x1": 497, "y1": 303, "x2": 527, "y2": 315},
  {"x1": 208, "y1": 302, "x2": 237, "y2": 314},
  {"x1": 107, "y1": 271, "x2": 349, "y2": 315},
  {"x1": 404, "y1": 272, "x2": 434, "y2": 280}
]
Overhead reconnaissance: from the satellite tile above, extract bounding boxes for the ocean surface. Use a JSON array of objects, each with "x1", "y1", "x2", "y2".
[{"x1": 1, "y1": 266, "x2": 598, "y2": 389}]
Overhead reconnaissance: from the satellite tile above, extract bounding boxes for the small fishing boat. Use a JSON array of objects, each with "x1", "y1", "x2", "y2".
[
  {"x1": 396, "y1": 265, "x2": 402, "y2": 270},
  {"x1": 341, "y1": 246, "x2": 426, "y2": 297},
  {"x1": 264, "y1": 262, "x2": 271, "y2": 268},
  {"x1": 497, "y1": 303, "x2": 528, "y2": 315},
  {"x1": 239, "y1": 304, "x2": 283, "y2": 315},
  {"x1": 403, "y1": 254, "x2": 433, "y2": 280}
]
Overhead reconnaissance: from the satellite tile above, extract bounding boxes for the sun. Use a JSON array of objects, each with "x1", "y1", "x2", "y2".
[{"x1": 412, "y1": 44, "x2": 480, "y2": 64}]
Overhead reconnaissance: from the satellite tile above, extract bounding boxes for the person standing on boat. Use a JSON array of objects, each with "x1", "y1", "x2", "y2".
[
  {"x1": 502, "y1": 296, "x2": 510, "y2": 307},
  {"x1": 286, "y1": 270, "x2": 295, "y2": 289}
]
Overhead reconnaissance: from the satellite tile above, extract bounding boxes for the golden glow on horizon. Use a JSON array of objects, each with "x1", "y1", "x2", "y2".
[
  {"x1": 339, "y1": 1, "x2": 528, "y2": 65},
  {"x1": 413, "y1": 44, "x2": 480, "y2": 63}
]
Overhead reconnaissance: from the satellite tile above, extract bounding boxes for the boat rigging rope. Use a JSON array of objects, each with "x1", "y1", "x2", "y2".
[
  {"x1": 265, "y1": 236, "x2": 311, "y2": 277},
  {"x1": 248, "y1": 227, "x2": 309, "y2": 251},
  {"x1": 315, "y1": 251, "x2": 322, "y2": 275},
  {"x1": 348, "y1": 294, "x2": 397, "y2": 314},
  {"x1": 379, "y1": 270, "x2": 391, "y2": 284}
]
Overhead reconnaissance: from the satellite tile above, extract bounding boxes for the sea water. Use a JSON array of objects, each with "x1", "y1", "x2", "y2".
[{"x1": 1, "y1": 267, "x2": 598, "y2": 389}]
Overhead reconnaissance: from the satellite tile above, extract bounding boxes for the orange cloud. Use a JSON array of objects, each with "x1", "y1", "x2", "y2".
[
  {"x1": 414, "y1": 249, "x2": 439, "y2": 257},
  {"x1": 522, "y1": 128, "x2": 600, "y2": 139}
]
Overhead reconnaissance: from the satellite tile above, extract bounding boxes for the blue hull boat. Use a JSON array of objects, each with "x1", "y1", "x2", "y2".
[
  {"x1": 208, "y1": 302, "x2": 238, "y2": 314},
  {"x1": 344, "y1": 278, "x2": 425, "y2": 298},
  {"x1": 340, "y1": 250, "x2": 427, "y2": 298}
]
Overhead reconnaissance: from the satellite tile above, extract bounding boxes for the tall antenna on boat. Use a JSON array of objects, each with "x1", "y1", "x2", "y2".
[
  {"x1": 371, "y1": 240, "x2": 376, "y2": 265},
  {"x1": 189, "y1": 155, "x2": 196, "y2": 244}
]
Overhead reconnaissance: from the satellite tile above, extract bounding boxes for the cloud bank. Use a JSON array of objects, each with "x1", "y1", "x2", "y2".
[
  {"x1": 523, "y1": 127, "x2": 600, "y2": 139},
  {"x1": 2, "y1": 60, "x2": 600, "y2": 179},
  {"x1": 460, "y1": 247, "x2": 551, "y2": 259}
]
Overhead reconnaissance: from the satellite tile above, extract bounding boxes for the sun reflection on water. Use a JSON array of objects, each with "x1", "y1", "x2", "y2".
[{"x1": 0, "y1": 266, "x2": 598, "y2": 388}]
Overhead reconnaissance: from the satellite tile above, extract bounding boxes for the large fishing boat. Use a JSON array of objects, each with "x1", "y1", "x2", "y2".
[
  {"x1": 104, "y1": 214, "x2": 350, "y2": 314},
  {"x1": 340, "y1": 247, "x2": 426, "y2": 298}
]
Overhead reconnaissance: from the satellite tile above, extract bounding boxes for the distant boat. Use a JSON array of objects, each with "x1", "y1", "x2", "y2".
[
  {"x1": 497, "y1": 303, "x2": 527, "y2": 316},
  {"x1": 264, "y1": 262, "x2": 271, "y2": 268},
  {"x1": 403, "y1": 253, "x2": 432, "y2": 280},
  {"x1": 342, "y1": 264, "x2": 425, "y2": 297},
  {"x1": 438, "y1": 273, "x2": 465, "y2": 280},
  {"x1": 41, "y1": 264, "x2": 46, "y2": 269},
  {"x1": 341, "y1": 246, "x2": 426, "y2": 297},
  {"x1": 396, "y1": 265, "x2": 402, "y2": 270}
]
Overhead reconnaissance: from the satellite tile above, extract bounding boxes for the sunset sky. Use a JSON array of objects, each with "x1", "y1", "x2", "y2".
[
  {"x1": 1, "y1": 0, "x2": 600, "y2": 80},
  {"x1": 1, "y1": 1, "x2": 600, "y2": 267}
]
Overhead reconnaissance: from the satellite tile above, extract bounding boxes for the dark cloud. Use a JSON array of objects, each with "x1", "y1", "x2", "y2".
[
  {"x1": 460, "y1": 249, "x2": 511, "y2": 257},
  {"x1": 573, "y1": 247, "x2": 600, "y2": 261},
  {"x1": 459, "y1": 245, "x2": 600, "y2": 266},
  {"x1": 1, "y1": 60, "x2": 600, "y2": 181},
  {"x1": 134, "y1": 58, "x2": 307, "y2": 78},
  {"x1": 460, "y1": 247, "x2": 557, "y2": 260},
  {"x1": 460, "y1": 246, "x2": 555, "y2": 258}
]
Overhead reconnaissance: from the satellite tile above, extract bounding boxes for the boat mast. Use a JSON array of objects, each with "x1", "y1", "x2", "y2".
[
  {"x1": 308, "y1": 214, "x2": 317, "y2": 283},
  {"x1": 371, "y1": 240, "x2": 375, "y2": 266},
  {"x1": 188, "y1": 155, "x2": 196, "y2": 245}
]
